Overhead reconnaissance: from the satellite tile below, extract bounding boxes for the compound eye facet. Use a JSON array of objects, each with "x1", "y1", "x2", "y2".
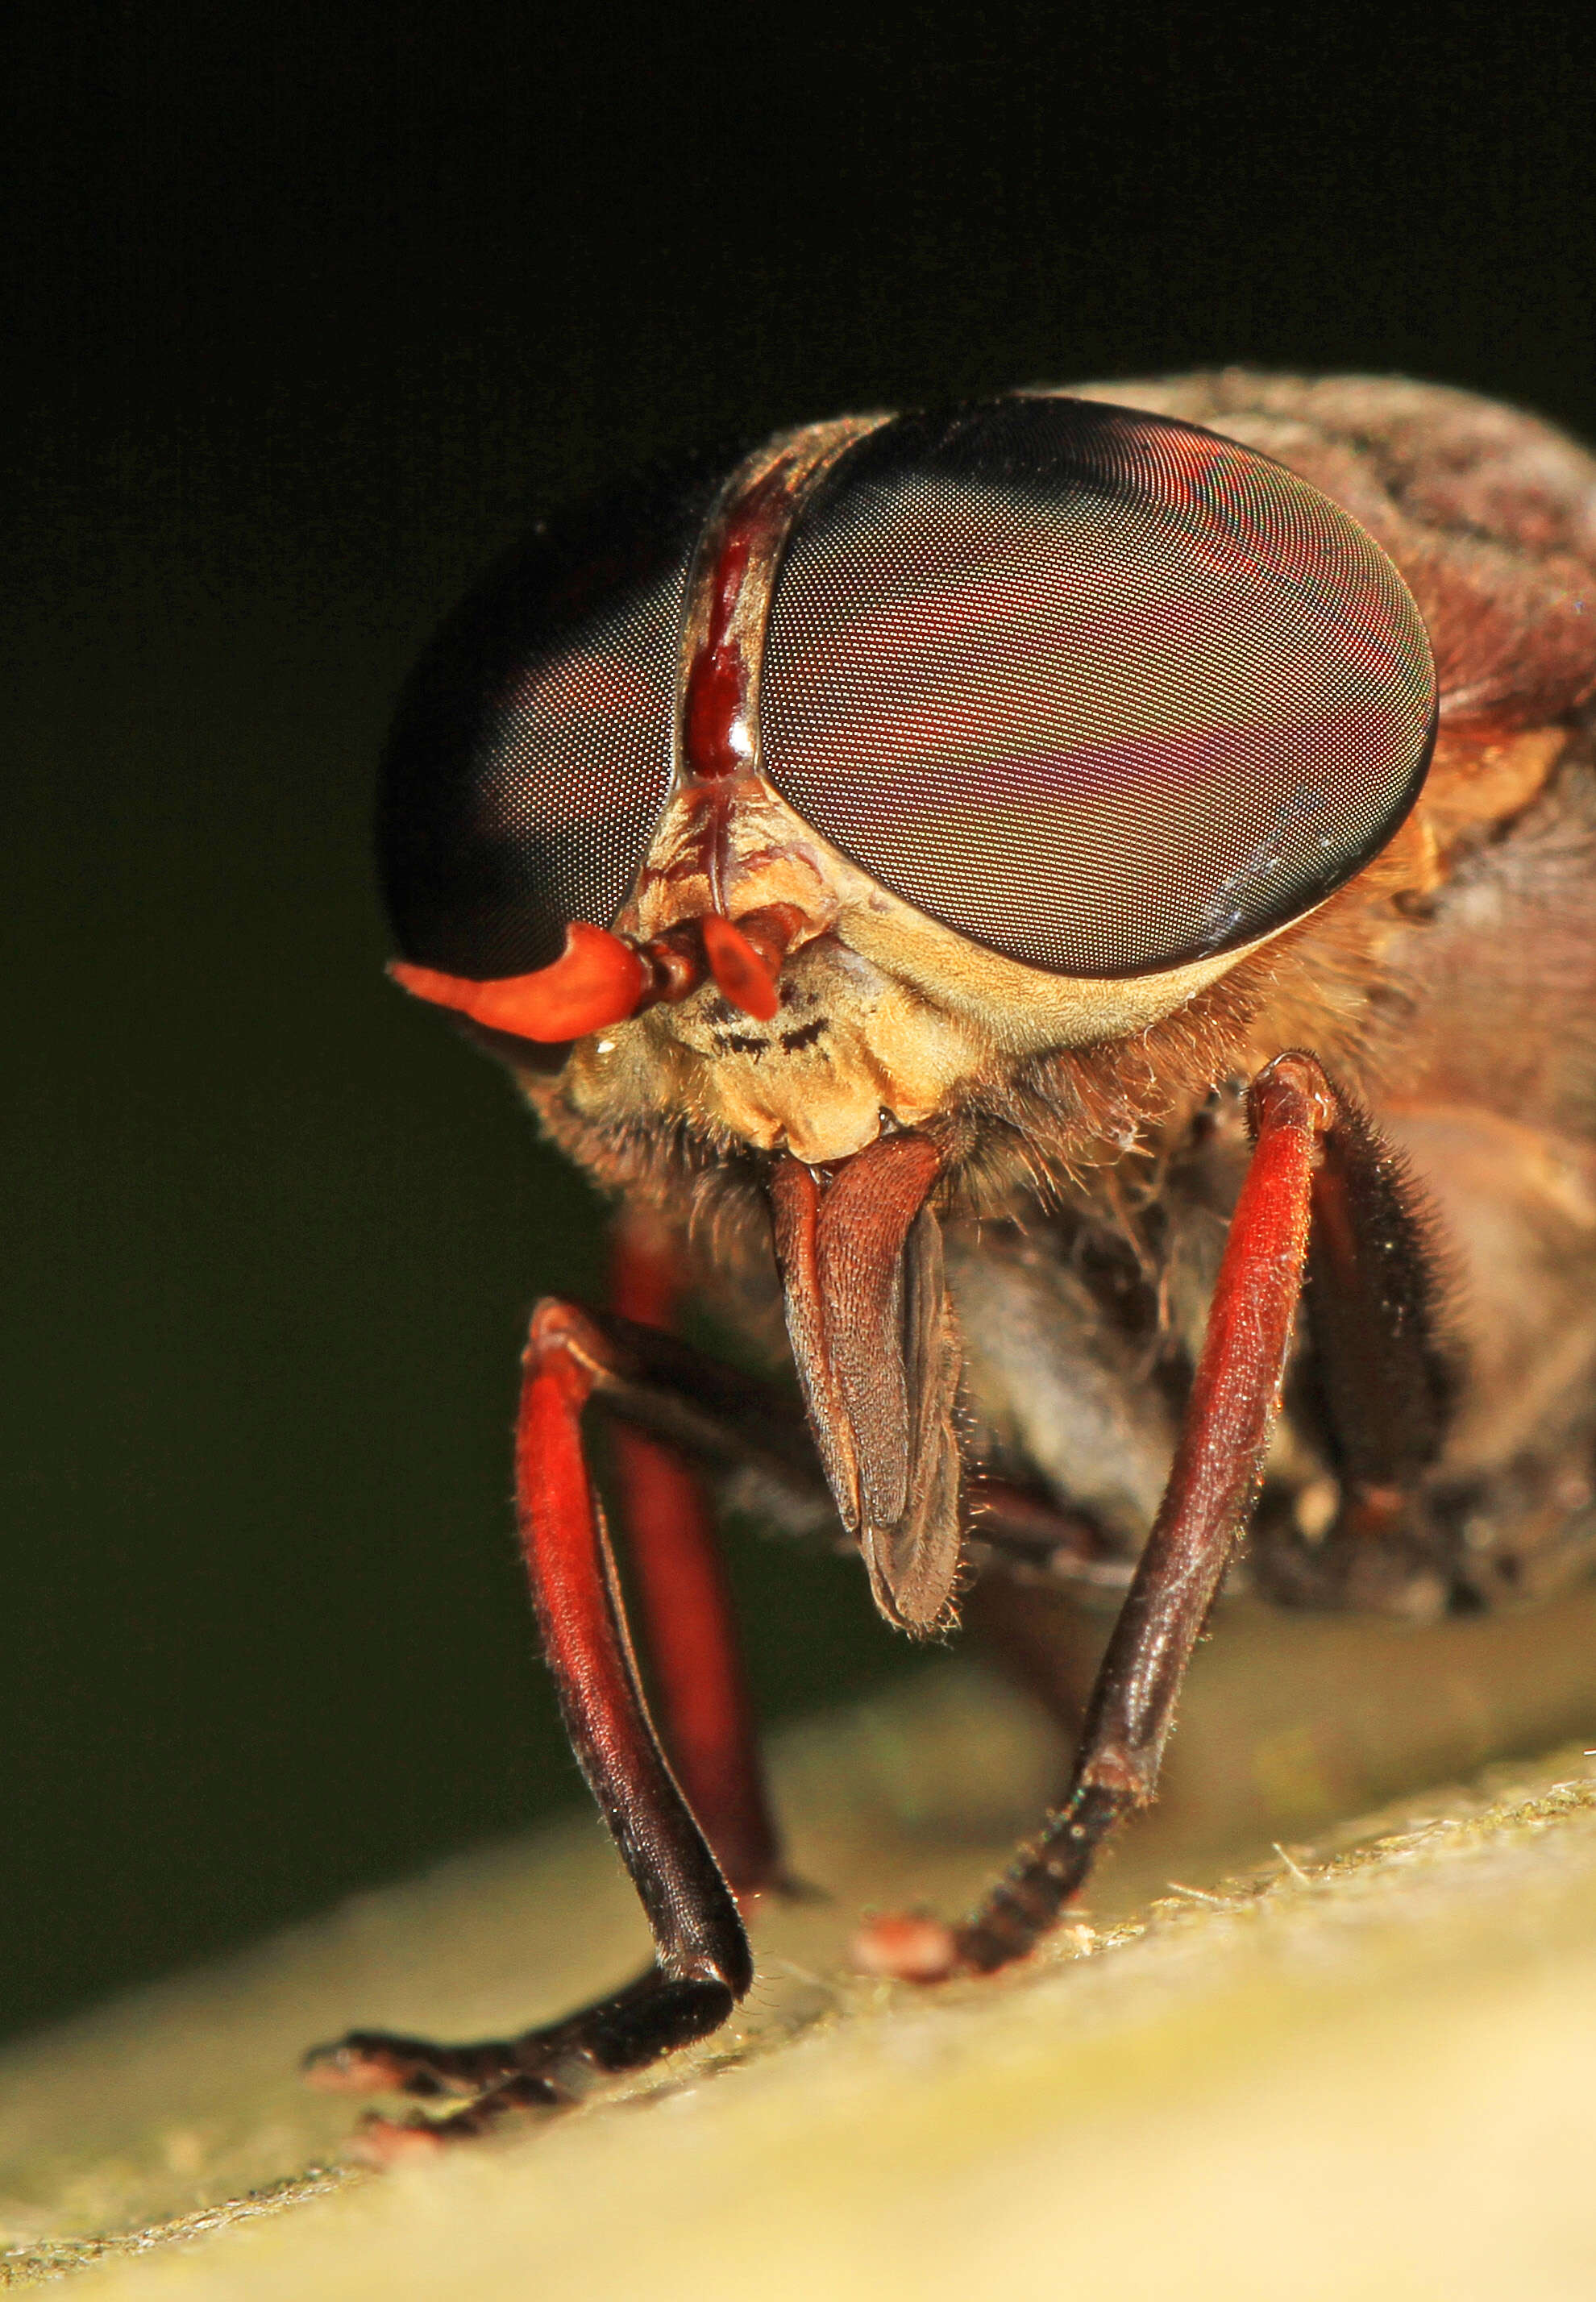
[
  {"x1": 758, "y1": 397, "x2": 1438, "y2": 979},
  {"x1": 377, "y1": 454, "x2": 729, "y2": 979}
]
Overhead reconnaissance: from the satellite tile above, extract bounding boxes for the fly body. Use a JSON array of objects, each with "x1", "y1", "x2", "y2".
[{"x1": 311, "y1": 373, "x2": 1596, "y2": 2150}]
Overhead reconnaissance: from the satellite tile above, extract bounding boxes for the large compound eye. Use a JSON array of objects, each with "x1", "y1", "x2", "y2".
[
  {"x1": 378, "y1": 452, "x2": 731, "y2": 979},
  {"x1": 759, "y1": 397, "x2": 1437, "y2": 978}
]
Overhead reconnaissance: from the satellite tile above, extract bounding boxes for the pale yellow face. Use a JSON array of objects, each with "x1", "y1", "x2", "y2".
[{"x1": 542, "y1": 772, "x2": 1284, "y2": 1166}]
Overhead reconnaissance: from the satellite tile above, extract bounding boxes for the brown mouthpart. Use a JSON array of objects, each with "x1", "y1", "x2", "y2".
[{"x1": 767, "y1": 1130, "x2": 963, "y2": 1632}]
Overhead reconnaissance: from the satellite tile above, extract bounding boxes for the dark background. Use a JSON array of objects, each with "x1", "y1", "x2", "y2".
[{"x1": 5, "y1": 2, "x2": 1593, "y2": 2041}]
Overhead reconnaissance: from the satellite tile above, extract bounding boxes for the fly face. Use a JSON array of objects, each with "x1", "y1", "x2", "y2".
[
  {"x1": 380, "y1": 391, "x2": 1437, "y2": 1631},
  {"x1": 316, "y1": 377, "x2": 1596, "y2": 2151},
  {"x1": 379, "y1": 393, "x2": 1436, "y2": 1178}
]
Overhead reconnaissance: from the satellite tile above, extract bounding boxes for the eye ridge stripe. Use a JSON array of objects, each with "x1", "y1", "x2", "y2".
[{"x1": 674, "y1": 417, "x2": 890, "y2": 792}]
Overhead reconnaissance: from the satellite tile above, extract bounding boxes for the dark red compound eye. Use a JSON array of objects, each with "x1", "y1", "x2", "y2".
[
  {"x1": 378, "y1": 450, "x2": 734, "y2": 979},
  {"x1": 378, "y1": 396, "x2": 1436, "y2": 1004},
  {"x1": 758, "y1": 396, "x2": 1437, "y2": 978}
]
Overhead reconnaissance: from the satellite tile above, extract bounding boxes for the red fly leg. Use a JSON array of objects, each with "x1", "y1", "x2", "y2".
[
  {"x1": 609, "y1": 1210, "x2": 781, "y2": 1896},
  {"x1": 306, "y1": 1303, "x2": 751, "y2": 2154},
  {"x1": 860, "y1": 1051, "x2": 1337, "y2": 1983}
]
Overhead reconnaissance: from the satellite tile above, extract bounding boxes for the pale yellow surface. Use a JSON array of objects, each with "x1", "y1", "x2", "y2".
[{"x1": 7, "y1": 1591, "x2": 1596, "y2": 2296}]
